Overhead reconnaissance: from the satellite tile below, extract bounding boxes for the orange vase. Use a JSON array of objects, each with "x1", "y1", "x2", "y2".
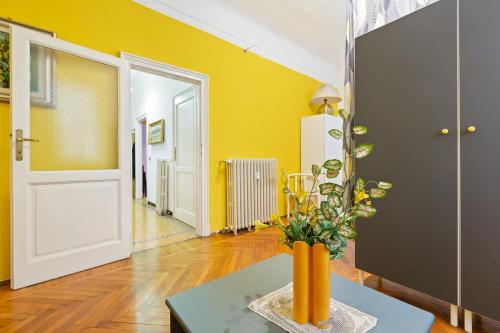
[
  {"x1": 311, "y1": 243, "x2": 330, "y2": 328},
  {"x1": 292, "y1": 241, "x2": 311, "y2": 324}
]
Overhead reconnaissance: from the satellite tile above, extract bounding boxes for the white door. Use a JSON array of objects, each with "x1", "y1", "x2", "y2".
[
  {"x1": 10, "y1": 26, "x2": 131, "y2": 289},
  {"x1": 173, "y1": 87, "x2": 198, "y2": 228}
]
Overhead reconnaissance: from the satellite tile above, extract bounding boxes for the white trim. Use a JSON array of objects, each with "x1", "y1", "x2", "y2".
[
  {"x1": 456, "y1": 0, "x2": 462, "y2": 308},
  {"x1": 121, "y1": 52, "x2": 210, "y2": 237}
]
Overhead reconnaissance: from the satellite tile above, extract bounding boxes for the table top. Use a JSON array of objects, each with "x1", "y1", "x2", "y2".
[{"x1": 166, "y1": 254, "x2": 435, "y2": 333}]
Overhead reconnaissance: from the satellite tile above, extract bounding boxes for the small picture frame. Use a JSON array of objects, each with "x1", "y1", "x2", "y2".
[
  {"x1": 0, "y1": 24, "x2": 9, "y2": 101},
  {"x1": 148, "y1": 119, "x2": 165, "y2": 144}
]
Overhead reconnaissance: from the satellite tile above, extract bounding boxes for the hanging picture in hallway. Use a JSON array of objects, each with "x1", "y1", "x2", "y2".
[{"x1": 148, "y1": 119, "x2": 165, "y2": 144}]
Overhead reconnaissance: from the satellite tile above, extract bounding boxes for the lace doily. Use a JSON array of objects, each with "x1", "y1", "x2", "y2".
[{"x1": 248, "y1": 283, "x2": 377, "y2": 333}]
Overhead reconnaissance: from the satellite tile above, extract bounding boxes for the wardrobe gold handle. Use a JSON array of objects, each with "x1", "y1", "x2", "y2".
[
  {"x1": 441, "y1": 128, "x2": 449, "y2": 135},
  {"x1": 467, "y1": 126, "x2": 476, "y2": 133}
]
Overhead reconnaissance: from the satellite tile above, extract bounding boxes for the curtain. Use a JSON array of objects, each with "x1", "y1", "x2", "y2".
[
  {"x1": 344, "y1": 0, "x2": 438, "y2": 117},
  {"x1": 342, "y1": 0, "x2": 437, "y2": 204}
]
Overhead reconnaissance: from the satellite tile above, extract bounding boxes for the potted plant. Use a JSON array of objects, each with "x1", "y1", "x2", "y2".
[{"x1": 277, "y1": 110, "x2": 392, "y2": 328}]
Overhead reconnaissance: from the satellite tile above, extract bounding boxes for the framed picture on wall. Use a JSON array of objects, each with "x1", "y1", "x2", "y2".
[
  {"x1": 0, "y1": 22, "x2": 56, "y2": 107},
  {"x1": 0, "y1": 24, "x2": 9, "y2": 101},
  {"x1": 148, "y1": 119, "x2": 165, "y2": 144}
]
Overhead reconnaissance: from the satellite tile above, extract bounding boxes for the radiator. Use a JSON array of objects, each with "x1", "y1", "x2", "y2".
[
  {"x1": 156, "y1": 159, "x2": 169, "y2": 215},
  {"x1": 225, "y1": 158, "x2": 278, "y2": 235}
]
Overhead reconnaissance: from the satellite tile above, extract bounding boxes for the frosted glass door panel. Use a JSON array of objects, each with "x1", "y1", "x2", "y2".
[{"x1": 29, "y1": 43, "x2": 118, "y2": 171}]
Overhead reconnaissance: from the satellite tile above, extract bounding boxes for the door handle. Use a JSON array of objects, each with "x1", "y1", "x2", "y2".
[
  {"x1": 15, "y1": 129, "x2": 39, "y2": 161},
  {"x1": 16, "y1": 137, "x2": 40, "y2": 143},
  {"x1": 441, "y1": 128, "x2": 449, "y2": 135}
]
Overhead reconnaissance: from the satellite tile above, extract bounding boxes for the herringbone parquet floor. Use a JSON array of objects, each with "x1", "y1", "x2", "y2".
[{"x1": 0, "y1": 228, "x2": 499, "y2": 332}]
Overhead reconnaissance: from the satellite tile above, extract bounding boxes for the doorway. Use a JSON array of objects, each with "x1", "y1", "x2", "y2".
[{"x1": 127, "y1": 54, "x2": 208, "y2": 252}]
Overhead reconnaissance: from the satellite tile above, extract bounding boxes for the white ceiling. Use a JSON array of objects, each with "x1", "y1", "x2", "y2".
[{"x1": 134, "y1": 0, "x2": 346, "y2": 85}]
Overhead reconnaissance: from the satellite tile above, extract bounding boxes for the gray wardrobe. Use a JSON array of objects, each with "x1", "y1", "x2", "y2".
[{"x1": 355, "y1": 0, "x2": 500, "y2": 324}]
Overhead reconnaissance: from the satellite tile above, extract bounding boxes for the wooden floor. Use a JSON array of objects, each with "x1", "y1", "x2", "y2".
[
  {"x1": 132, "y1": 200, "x2": 197, "y2": 252},
  {"x1": 0, "y1": 228, "x2": 499, "y2": 332}
]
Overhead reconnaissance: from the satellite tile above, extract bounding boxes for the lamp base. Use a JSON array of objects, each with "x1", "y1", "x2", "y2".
[{"x1": 316, "y1": 103, "x2": 338, "y2": 116}]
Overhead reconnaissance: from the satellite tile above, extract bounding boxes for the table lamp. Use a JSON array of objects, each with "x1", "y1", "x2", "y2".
[{"x1": 311, "y1": 84, "x2": 342, "y2": 115}]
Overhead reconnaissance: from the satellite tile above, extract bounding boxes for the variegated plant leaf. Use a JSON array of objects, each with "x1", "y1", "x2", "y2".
[
  {"x1": 311, "y1": 164, "x2": 321, "y2": 177},
  {"x1": 353, "y1": 204, "x2": 377, "y2": 218},
  {"x1": 355, "y1": 177, "x2": 365, "y2": 191},
  {"x1": 370, "y1": 188, "x2": 387, "y2": 199},
  {"x1": 354, "y1": 143, "x2": 373, "y2": 159},
  {"x1": 320, "y1": 201, "x2": 338, "y2": 220},
  {"x1": 353, "y1": 125, "x2": 368, "y2": 135},
  {"x1": 328, "y1": 129, "x2": 343, "y2": 139},
  {"x1": 323, "y1": 159, "x2": 342, "y2": 171},
  {"x1": 326, "y1": 169, "x2": 339, "y2": 178},
  {"x1": 378, "y1": 181, "x2": 393, "y2": 190},
  {"x1": 328, "y1": 193, "x2": 342, "y2": 208},
  {"x1": 334, "y1": 184, "x2": 344, "y2": 195},
  {"x1": 339, "y1": 109, "x2": 349, "y2": 121},
  {"x1": 339, "y1": 224, "x2": 357, "y2": 239},
  {"x1": 319, "y1": 183, "x2": 335, "y2": 195}
]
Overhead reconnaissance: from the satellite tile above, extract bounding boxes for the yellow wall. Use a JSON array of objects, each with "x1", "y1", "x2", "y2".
[
  {"x1": 0, "y1": 102, "x2": 9, "y2": 282},
  {"x1": 0, "y1": 0, "x2": 320, "y2": 281}
]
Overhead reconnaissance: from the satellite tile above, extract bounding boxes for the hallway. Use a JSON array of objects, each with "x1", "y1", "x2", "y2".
[{"x1": 133, "y1": 199, "x2": 197, "y2": 252}]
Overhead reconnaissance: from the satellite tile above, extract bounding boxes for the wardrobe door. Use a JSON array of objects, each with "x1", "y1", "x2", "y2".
[
  {"x1": 355, "y1": 0, "x2": 458, "y2": 304},
  {"x1": 460, "y1": 0, "x2": 500, "y2": 321}
]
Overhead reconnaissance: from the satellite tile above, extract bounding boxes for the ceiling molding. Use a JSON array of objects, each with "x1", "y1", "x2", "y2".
[{"x1": 134, "y1": 0, "x2": 344, "y2": 83}]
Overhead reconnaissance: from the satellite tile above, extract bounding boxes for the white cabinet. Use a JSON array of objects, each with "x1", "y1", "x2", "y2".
[{"x1": 301, "y1": 114, "x2": 343, "y2": 186}]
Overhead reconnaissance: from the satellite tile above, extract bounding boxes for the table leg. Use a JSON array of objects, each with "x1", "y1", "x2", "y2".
[
  {"x1": 464, "y1": 309, "x2": 473, "y2": 333},
  {"x1": 450, "y1": 304, "x2": 458, "y2": 327},
  {"x1": 171, "y1": 312, "x2": 187, "y2": 333}
]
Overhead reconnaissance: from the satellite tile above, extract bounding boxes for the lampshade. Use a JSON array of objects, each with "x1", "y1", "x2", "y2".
[{"x1": 311, "y1": 84, "x2": 342, "y2": 105}]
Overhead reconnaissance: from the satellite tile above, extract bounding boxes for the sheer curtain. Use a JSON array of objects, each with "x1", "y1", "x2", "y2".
[
  {"x1": 345, "y1": 0, "x2": 438, "y2": 116},
  {"x1": 343, "y1": 0, "x2": 437, "y2": 201}
]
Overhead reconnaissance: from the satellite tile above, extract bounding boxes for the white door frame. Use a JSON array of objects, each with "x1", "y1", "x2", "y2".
[
  {"x1": 134, "y1": 113, "x2": 147, "y2": 200},
  {"x1": 121, "y1": 52, "x2": 210, "y2": 237}
]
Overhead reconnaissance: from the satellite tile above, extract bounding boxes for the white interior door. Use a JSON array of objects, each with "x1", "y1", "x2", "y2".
[
  {"x1": 173, "y1": 87, "x2": 198, "y2": 228},
  {"x1": 10, "y1": 26, "x2": 131, "y2": 289}
]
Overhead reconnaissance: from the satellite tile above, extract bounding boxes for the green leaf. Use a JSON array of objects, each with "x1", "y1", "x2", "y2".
[
  {"x1": 378, "y1": 181, "x2": 393, "y2": 190},
  {"x1": 320, "y1": 201, "x2": 333, "y2": 220},
  {"x1": 355, "y1": 177, "x2": 365, "y2": 191},
  {"x1": 323, "y1": 159, "x2": 342, "y2": 171},
  {"x1": 328, "y1": 129, "x2": 343, "y2": 139},
  {"x1": 319, "y1": 183, "x2": 335, "y2": 195},
  {"x1": 354, "y1": 143, "x2": 373, "y2": 159},
  {"x1": 311, "y1": 164, "x2": 321, "y2": 177},
  {"x1": 334, "y1": 185, "x2": 344, "y2": 195},
  {"x1": 328, "y1": 193, "x2": 342, "y2": 208},
  {"x1": 339, "y1": 109, "x2": 349, "y2": 121},
  {"x1": 326, "y1": 170, "x2": 339, "y2": 178},
  {"x1": 353, "y1": 125, "x2": 368, "y2": 135},
  {"x1": 353, "y1": 204, "x2": 377, "y2": 218},
  {"x1": 370, "y1": 188, "x2": 387, "y2": 199},
  {"x1": 339, "y1": 224, "x2": 357, "y2": 239}
]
